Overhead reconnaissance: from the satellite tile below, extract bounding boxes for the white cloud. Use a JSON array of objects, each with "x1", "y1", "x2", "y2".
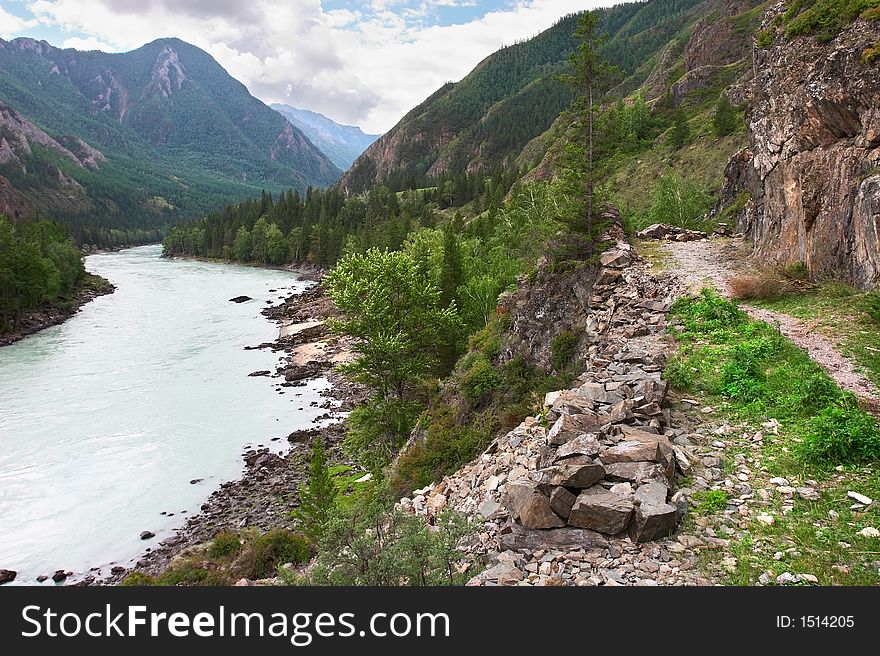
[
  {"x1": 61, "y1": 35, "x2": 113, "y2": 51},
  {"x1": 0, "y1": 6, "x2": 37, "y2": 38},
  {"x1": 18, "y1": 0, "x2": 620, "y2": 133}
]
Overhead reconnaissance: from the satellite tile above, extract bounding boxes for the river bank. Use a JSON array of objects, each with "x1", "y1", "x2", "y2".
[
  {"x1": 0, "y1": 273, "x2": 115, "y2": 348},
  {"x1": 109, "y1": 280, "x2": 365, "y2": 584}
]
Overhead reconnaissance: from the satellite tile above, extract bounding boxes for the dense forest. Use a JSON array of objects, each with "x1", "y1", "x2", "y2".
[
  {"x1": 161, "y1": 161, "x2": 524, "y2": 268},
  {"x1": 0, "y1": 214, "x2": 89, "y2": 333}
]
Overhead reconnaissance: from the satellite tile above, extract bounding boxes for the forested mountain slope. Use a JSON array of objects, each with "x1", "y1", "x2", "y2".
[
  {"x1": 0, "y1": 37, "x2": 340, "y2": 246},
  {"x1": 339, "y1": 0, "x2": 708, "y2": 193}
]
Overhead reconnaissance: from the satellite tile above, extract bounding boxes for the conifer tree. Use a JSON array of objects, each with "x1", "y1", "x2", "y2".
[{"x1": 298, "y1": 436, "x2": 336, "y2": 541}]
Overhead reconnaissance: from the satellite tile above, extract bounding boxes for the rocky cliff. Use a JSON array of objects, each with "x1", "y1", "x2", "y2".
[{"x1": 720, "y1": 8, "x2": 880, "y2": 289}]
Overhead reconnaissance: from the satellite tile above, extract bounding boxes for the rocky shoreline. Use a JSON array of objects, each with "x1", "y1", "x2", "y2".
[
  {"x1": 102, "y1": 279, "x2": 365, "y2": 584},
  {"x1": 0, "y1": 274, "x2": 115, "y2": 348}
]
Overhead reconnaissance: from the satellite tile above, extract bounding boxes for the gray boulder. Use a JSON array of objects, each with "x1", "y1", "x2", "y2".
[{"x1": 568, "y1": 487, "x2": 634, "y2": 535}]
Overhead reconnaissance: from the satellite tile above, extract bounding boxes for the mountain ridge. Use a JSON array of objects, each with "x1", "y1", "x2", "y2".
[
  {"x1": 271, "y1": 103, "x2": 380, "y2": 171},
  {"x1": 0, "y1": 36, "x2": 341, "y2": 244}
]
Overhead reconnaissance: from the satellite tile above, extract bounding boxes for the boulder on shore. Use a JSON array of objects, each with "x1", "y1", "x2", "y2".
[{"x1": 0, "y1": 569, "x2": 16, "y2": 585}]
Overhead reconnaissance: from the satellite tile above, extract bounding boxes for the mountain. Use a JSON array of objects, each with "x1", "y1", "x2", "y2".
[
  {"x1": 339, "y1": 0, "x2": 709, "y2": 193},
  {"x1": 271, "y1": 104, "x2": 380, "y2": 171},
  {"x1": 0, "y1": 37, "x2": 341, "y2": 245}
]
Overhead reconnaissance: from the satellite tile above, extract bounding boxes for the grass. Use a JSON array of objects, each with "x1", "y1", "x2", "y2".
[
  {"x1": 749, "y1": 283, "x2": 880, "y2": 388},
  {"x1": 723, "y1": 469, "x2": 880, "y2": 586},
  {"x1": 667, "y1": 289, "x2": 880, "y2": 585},
  {"x1": 328, "y1": 464, "x2": 372, "y2": 511}
]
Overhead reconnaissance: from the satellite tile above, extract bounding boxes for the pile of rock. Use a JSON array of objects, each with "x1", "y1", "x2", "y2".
[
  {"x1": 397, "y1": 246, "x2": 708, "y2": 585},
  {"x1": 637, "y1": 223, "x2": 708, "y2": 242}
]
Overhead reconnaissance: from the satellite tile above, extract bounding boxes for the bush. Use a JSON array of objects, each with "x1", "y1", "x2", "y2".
[
  {"x1": 235, "y1": 529, "x2": 311, "y2": 580},
  {"x1": 782, "y1": 261, "x2": 811, "y2": 281},
  {"x1": 551, "y1": 330, "x2": 579, "y2": 371},
  {"x1": 729, "y1": 274, "x2": 790, "y2": 301},
  {"x1": 459, "y1": 354, "x2": 502, "y2": 408},
  {"x1": 208, "y1": 531, "x2": 242, "y2": 559},
  {"x1": 120, "y1": 572, "x2": 156, "y2": 586},
  {"x1": 672, "y1": 288, "x2": 748, "y2": 333},
  {"x1": 299, "y1": 490, "x2": 474, "y2": 587},
  {"x1": 798, "y1": 397, "x2": 880, "y2": 465}
]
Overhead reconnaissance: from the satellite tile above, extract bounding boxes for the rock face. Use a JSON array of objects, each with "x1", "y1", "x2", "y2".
[
  {"x1": 0, "y1": 569, "x2": 16, "y2": 585},
  {"x1": 720, "y1": 12, "x2": 880, "y2": 289}
]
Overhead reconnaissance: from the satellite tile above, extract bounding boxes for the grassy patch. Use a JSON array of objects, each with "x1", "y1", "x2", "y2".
[
  {"x1": 750, "y1": 283, "x2": 880, "y2": 387},
  {"x1": 693, "y1": 490, "x2": 731, "y2": 514},
  {"x1": 668, "y1": 289, "x2": 880, "y2": 585}
]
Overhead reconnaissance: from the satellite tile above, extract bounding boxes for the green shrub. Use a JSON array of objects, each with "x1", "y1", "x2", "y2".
[
  {"x1": 672, "y1": 288, "x2": 748, "y2": 334},
  {"x1": 299, "y1": 490, "x2": 474, "y2": 587},
  {"x1": 798, "y1": 397, "x2": 880, "y2": 465},
  {"x1": 551, "y1": 330, "x2": 579, "y2": 371},
  {"x1": 236, "y1": 529, "x2": 311, "y2": 580},
  {"x1": 120, "y1": 572, "x2": 156, "y2": 586},
  {"x1": 756, "y1": 27, "x2": 776, "y2": 47},
  {"x1": 345, "y1": 398, "x2": 423, "y2": 472},
  {"x1": 393, "y1": 399, "x2": 495, "y2": 495},
  {"x1": 459, "y1": 354, "x2": 502, "y2": 408},
  {"x1": 784, "y1": 0, "x2": 880, "y2": 42},
  {"x1": 208, "y1": 531, "x2": 242, "y2": 559},
  {"x1": 155, "y1": 562, "x2": 212, "y2": 586}
]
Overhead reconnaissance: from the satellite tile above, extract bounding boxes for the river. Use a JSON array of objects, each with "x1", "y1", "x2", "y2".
[{"x1": 0, "y1": 245, "x2": 329, "y2": 584}]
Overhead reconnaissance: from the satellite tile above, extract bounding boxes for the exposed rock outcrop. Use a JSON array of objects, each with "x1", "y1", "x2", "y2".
[{"x1": 719, "y1": 10, "x2": 880, "y2": 289}]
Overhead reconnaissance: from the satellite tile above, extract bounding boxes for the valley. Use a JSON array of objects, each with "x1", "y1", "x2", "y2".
[{"x1": 0, "y1": 0, "x2": 878, "y2": 589}]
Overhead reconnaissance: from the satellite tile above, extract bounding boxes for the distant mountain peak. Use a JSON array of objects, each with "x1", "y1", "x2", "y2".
[{"x1": 271, "y1": 103, "x2": 380, "y2": 172}]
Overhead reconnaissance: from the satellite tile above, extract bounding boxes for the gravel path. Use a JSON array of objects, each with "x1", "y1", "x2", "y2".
[{"x1": 662, "y1": 239, "x2": 880, "y2": 408}]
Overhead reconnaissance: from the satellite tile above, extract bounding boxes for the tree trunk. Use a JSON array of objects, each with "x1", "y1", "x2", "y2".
[{"x1": 587, "y1": 85, "x2": 594, "y2": 236}]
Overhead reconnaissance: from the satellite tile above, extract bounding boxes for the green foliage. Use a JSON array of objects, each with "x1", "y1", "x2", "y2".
[
  {"x1": 783, "y1": 261, "x2": 811, "y2": 281},
  {"x1": 648, "y1": 173, "x2": 712, "y2": 230},
  {"x1": 712, "y1": 94, "x2": 739, "y2": 137},
  {"x1": 297, "y1": 437, "x2": 337, "y2": 541},
  {"x1": 784, "y1": 0, "x2": 880, "y2": 41},
  {"x1": 551, "y1": 330, "x2": 579, "y2": 371},
  {"x1": 235, "y1": 529, "x2": 311, "y2": 580},
  {"x1": 669, "y1": 107, "x2": 692, "y2": 149},
  {"x1": 0, "y1": 215, "x2": 86, "y2": 333},
  {"x1": 460, "y1": 354, "x2": 502, "y2": 408},
  {"x1": 394, "y1": 402, "x2": 495, "y2": 493},
  {"x1": 692, "y1": 490, "x2": 730, "y2": 514},
  {"x1": 327, "y1": 248, "x2": 462, "y2": 401},
  {"x1": 298, "y1": 488, "x2": 474, "y2": 586},
  {"x1": 798, "y1": 397, "x2": 880, "y2": 465},
  {"x1": 863, "y1": 41, "x2": 880, "y2": 64},
  {"x1": 345, "y1": 398, "x2": 423, "y2": 472},
  {"x1": 756, "y1": 27, "x2": 776, "y2": 48},
  {"x1": 208, "y1": 531, "x2": 242, "y2": 559}
]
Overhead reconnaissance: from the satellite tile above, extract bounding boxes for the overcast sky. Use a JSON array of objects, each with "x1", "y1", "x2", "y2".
[{"x1": 0, "y1": 0, "x2": 621, "y2": 133}]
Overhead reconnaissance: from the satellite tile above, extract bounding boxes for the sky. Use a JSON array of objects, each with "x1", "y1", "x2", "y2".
[{"x1": 0, "y1": 0, "x2": 622, "y2": 133}]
